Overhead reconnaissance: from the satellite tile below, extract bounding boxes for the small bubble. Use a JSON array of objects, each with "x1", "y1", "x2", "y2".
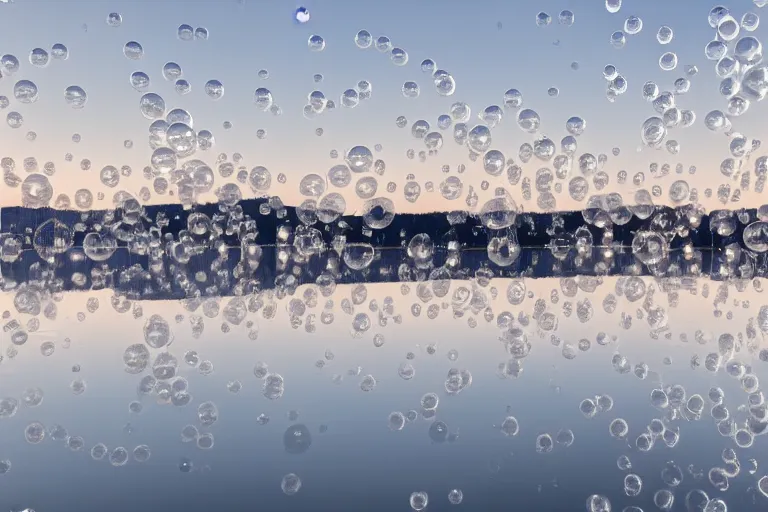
[{"x1": 308, "y1": 35, "x2": 325, "y2": 52}]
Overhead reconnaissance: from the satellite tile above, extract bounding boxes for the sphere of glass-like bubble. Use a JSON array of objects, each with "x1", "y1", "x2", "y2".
[
  {"x1": 410, "y1": 491, "x2": 428, "y2": 511},
  {"x1": 586, "y1": 494, "x2": 611, "y2": 512},
  {"x1": 624, "y1": 15, "x2": 643, "y2": 34},
  {"x1": 624, "y1": 473, "x2": 642, "y2": 497},
  {"x1": 517, "y1": 109, "x2": 540, "y2": 133},
  {"x1": 448, "y1": 488, "x2": 463, "y2": 504},
  {"x1": 640, "y1": 117, "x2": 666, "y2": 147},
  {"x1": 659, "y1": 52, "x2": 678, "y2": 71},
  {"x1": 605, "y1": 0, "x2": 622, "y2": 14},
  {"x1": 281, "y1": 473, "x2": 302, "y2": 495},
  {"x1": 355, "y1": 30, "x2": 372, "y2": 49}
]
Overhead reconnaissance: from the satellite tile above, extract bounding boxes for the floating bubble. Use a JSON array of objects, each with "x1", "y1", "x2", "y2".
[
  {"x1": 123, "y1": 41, "x2": 143, "y2": 60},
  {"x1": 410, "y1": 492, "x2": 428, "y2": 511},
  {"x1": 308, "y1": 35, "x2": 325, "y2": 52},
  {"x1": 64, "y1": 86, "x2": 87, "y2": 109},
  {"x1": 204, "y1": 80, "x2": 224, "y2": 100},
  {"x1": 294, "y1": 6, "x2": 310, "y2": 23}
]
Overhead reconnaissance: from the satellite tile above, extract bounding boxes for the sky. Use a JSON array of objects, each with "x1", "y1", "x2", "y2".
[
  {"x1": 3, "y1": 3, "x2": 768, "y2": 509},
  {"x1": 0, "y1": 0, "x2": 767, "y2": 214}
]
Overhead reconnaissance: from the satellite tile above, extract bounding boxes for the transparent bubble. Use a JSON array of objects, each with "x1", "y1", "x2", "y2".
[
  {"x1": 139, "y1": 93, "x2": 166, "y2": 119},
  {"x1": 517, "y1": 109, "x2": 541, "y2": 133},
  {"x1": 611, "y1": 31, "x2": 626, "y2": 49},
  {"x1": 536, "y1": 12, "x2": 552, "y2": 26},
  {"x1": 281, "y1": 473, "x2": 302, "y2": 495},
  {"x1": 123, "y1": 41, "x2": 143, "y2": 60},
  {"x1": 503, "y1": 89, "x2": 523, "y2": 109},
  {"x1": 659, "y1": 52, "x2": 678, "y2": 71},
  {"x1": 657, "y1": 26, "x2": 673, "y2": 44},
  {"x1": 162, "y1": 62, "x2": 183, "y2": 81},
  {"x1": 402, "y1": 81, "x2": 420, "y2": 98},
  {"x1": 605, "y1": 0, "x2": 622, "y2": 13},
  {"x1": 1, "y1": 54, "x2": 20, "y2": 75},
  {"x1": 434, "y1": 71, "x2": 456, "y2": 96},
  {"x1": 130, "y1": 71, "x2": 150, "y2": 91},
  {"x1": 624, "y1": 15, "x2": 643, "y2": 34},
  {"x1": 106, "y1": 12, "x2": 122, "y2": 27},
  {"x1": 64, "y1": 86, "x2": 88, "y2": 109},
  {"x1": 14, "y1": 80, "x2": 38, "y2": 104},
  {"x1": 624, "y1": 474, "x2": 642, "y2": 497},
  {"x1": 204, "y1": 80, "x2": 224, "y2": 100},
  {"x1": 391, "y1": 48, "x2": 408, "y2": 65},
  {"x1": 308, "y1": 35, "x2": 325, "y2": 51},
  {"x1": 653, "y1": 489, "x2": 674, "y2": 510},
  {"x1": 586, "y1": 494, "x2": 611, "y2": 512},
  {"x1": 410, "y1": 492, "x2": 428, "y2": 511},
  {"x1": 355, "y1": 30, "x2": 372, "y2": 49}
]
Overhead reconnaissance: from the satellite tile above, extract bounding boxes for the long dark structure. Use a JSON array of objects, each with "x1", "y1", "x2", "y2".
[{"x1": 0, "y1": 199, "x2": 764, "y2": 300}]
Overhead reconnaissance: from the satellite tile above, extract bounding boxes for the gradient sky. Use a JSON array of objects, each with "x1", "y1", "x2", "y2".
[{"x1": 0, "y1": 0, "x2": 767, "y2": 213}]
